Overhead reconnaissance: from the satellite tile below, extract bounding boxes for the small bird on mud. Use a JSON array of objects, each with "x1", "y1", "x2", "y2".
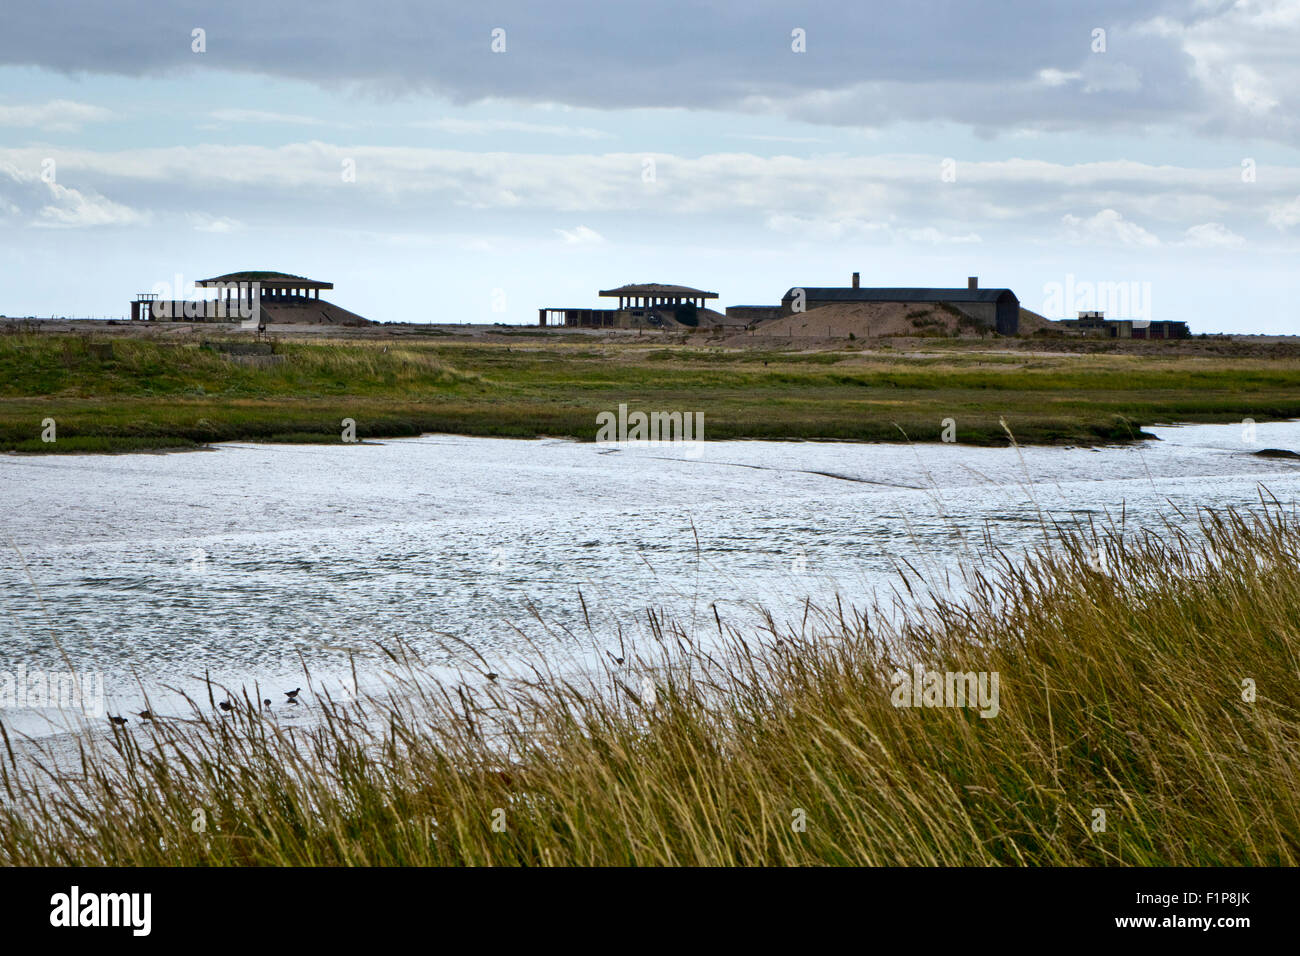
[
  {"x1": 485, "y1": 672, "x2": 498, "y2": 682},
  {"x1": 263, "y1": 699, "x2": 272, "y2": 708},
  {"x1": 108, "y1": 714, "x2": 127, "y2": 726},
  {"x1": 136, "y1": 709, "x2": 154, "y2": 720},
  {"x1": 218, "y1": 700, "x2": 233, "y2": 712},
  {"x1": 284, "y1": 687, "x2": 301, "y2": 701}
]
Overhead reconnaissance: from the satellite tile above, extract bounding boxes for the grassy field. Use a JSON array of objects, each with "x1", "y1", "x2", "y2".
[
  {"x1": 4, "y1": 331, "x2": 1300, "y2": 451},
  {"x1": 2, "y1": 505, "x2": 1296, "y2": 865}
]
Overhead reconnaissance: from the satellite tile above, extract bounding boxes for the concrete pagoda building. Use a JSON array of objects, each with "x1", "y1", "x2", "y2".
[{"x1": 131, "y1": 271, "x2": 372, "y2": 325}]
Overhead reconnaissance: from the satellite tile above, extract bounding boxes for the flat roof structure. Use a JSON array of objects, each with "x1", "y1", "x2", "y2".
[
  {"x1": 197, "y1": 271, "x2": 334, "y2": 294},
  {"x1": 599, "y1": 283, "x2": 718, "y2": 309}
]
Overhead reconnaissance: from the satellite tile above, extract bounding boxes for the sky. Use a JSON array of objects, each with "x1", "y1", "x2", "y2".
[{"x1": 1, "y1": 0, "x2": 1299, "y2": 332}]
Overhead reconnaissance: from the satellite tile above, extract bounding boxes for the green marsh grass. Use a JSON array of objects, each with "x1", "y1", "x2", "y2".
[{"x1": 5, "y1": 333, "x2": 1300, "y2": 451}]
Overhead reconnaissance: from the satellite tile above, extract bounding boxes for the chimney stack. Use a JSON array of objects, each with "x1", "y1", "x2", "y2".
[
  {"x1": 968, "y1": 276, "x2": 978, "y2": 290},
  {"x1": 852, "y1": 272, "x2": 860, "y2": 289}
]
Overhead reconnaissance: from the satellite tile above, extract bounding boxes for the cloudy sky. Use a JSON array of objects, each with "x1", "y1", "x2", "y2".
[{"x1": 2, "y1": 0, "x2": 1298, "y2": 331}]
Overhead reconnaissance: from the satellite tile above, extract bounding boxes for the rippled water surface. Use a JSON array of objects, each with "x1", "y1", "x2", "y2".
[{"x1": 4, "y1": 422, "x2": 1300, "y2": 735}]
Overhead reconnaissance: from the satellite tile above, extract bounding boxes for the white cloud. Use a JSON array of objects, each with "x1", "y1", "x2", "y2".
[
  {"x1": 187, "y1": 212, "x2": 243, "y2": 233},
  {"x1": 1060, "y1": 209, "x2": 1160, "y2": 247},
  {"x1": 1231, "y1": 66, "x2": 1278, "y2": 115},
  {"x1": 1267, "y1": 195, "x2": 1300, "y2": 229},
  {"x1": 1079, "y1": 60, "x2": 1143, "y2": 95},
  {"x1": 2, "y1": 144, "x2": 1296, "y2": 250},
  {"x1": 733, "y1": 134, "x2": 830, "y2": 144},
  {"x1": 765, "y1": 215, "x2": 978, "y2": 245},
  {"x1": 0, "y1": 99, "x2": 114, "y2": 131},
  {"x1": 0, "y1": 161, "x2": 144, "y2": 227},
  {"x1": 1156, "y1": 1, "x2": 1299, "y2": 136},
  {"x1": 412, "y1": 118, "x2": 611, "y2": 139},
  {"x1": 1181, "y1": 222, "x2": 1245, "y2": 247},
  {"x1": 555, "y1": 225, "x2": 605, "y2": 244},
  {"x1": 764, "y1": 214, "x2": 890, "y2": 242},
  {"x1": 1037, "y1": 69, "x2": 1081, "y2": 87},
  {"x1": 208, "y1": 109, "x2": 330, "y2": 126},
  {"x1": 898, "y1": 226, "x2": 982, "y2": 244},
  {"x1": 37, "y1": 183, "x2": 144, "y2": 227}
]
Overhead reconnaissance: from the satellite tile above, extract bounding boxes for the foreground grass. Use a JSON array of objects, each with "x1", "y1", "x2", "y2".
[
  {"x1": 4, "y1": 333, "x2": 1300, "y2": 451},
  {"x1": 2, "y1": 505, "x2": 1297, "y2": 865}
]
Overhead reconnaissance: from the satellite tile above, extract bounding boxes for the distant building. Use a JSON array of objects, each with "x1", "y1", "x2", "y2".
[
  {"x1": 539, "y1": 282, "x2": 722, "y2": 329},
  {"x1": 774, "y1": 274, "x2": 1020, "y2": 335},
  {"x1": 1058, "y1": 310, "x2": 1189, "y2": 339},
  {"x1": 724, "y1": 305, "x2": 784, "y2": 323},
  {"x1": 130, "y1": 271, "x2": 372, "y2": 325}
]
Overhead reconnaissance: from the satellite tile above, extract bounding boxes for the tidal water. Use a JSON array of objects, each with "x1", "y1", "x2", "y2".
[{"x1": 3, "y1": 421, "x2": 1299, "y2": 737}]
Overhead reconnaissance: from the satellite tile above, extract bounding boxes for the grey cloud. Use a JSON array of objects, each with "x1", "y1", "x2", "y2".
[{"x1": 4, "y1": 0, "x2": 1250, "y2": 136}]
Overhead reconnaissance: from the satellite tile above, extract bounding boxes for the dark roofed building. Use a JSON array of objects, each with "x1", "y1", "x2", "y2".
[
  {"x1": 1057, "y1": 312, "x2": 1190, "y2": 339},
  {"x1": 540, "y1": 281, "x2": 721, "y2": 328},
  {"x1": 598, "y1": 283, "x2": 718, "y2": 309},
  {"x1": 780, "y1": 275, "x2": 1020, "y2": 335},
  {"x1": 197, "y1": 271, "x2": 334, "y2": 299}
]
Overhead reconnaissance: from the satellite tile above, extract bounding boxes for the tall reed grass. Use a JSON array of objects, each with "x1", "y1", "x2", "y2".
[{"x1": 2, "y1": 505, "x2": 1297, "y2": 865}]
